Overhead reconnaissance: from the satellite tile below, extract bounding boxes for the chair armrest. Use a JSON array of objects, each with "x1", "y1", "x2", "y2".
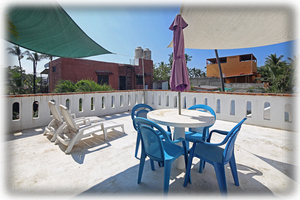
[
  {"x1": 79, "y1": 121, "x2": 103, "y2": 131},
  {"x1": 210, "y1": 129, "x2": 229, "y2": 135},
  {"x1": 172, "y1": 137, "x2": 184, "y2": 144},
  {"x1": 193, "y1": 139, "x2": 223, "y2": 147},
  {"x1": 207, "y1": 129, "x2": 229, "y2": 142}
]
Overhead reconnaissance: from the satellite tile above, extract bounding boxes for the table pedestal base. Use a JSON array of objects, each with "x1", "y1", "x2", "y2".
[{"x1": 173, "y1": 127, "x2": 185, "y2": 170}]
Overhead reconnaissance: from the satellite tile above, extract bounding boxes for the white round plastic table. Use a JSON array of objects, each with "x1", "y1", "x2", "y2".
[{"x1": 147, "y1": 108, "x2": 215, "y2": 169}]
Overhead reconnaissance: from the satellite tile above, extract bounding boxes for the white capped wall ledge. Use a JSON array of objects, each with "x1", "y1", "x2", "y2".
[{"x1": 5, "y1": 90, "x2": 295, "y2": 133}]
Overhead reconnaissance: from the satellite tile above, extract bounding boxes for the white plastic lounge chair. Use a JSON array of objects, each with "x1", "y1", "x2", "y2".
[
  {"x1": 43, "y1": 101, "x2": 104, "y2": 142},
  {"x1": 102, "y1": 121, "x2": 125, "y2": 140},
  {"x1": 55, "y1": 105, "x2": 105, "y2": 154}
]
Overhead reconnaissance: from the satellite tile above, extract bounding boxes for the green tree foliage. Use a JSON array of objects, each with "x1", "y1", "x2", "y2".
[
  {"x1": 153, "y1": 62, "x2": 171, "y2": 82},
  {"x1": 7, "y1": 45, "x2": 25, "y2": 86},
  {"x1": 53, "y1": 79, "x2": 113, "y2": 93},
  {"x1": 6, "y1": 66, "x2": 42, "y2": 94},
  {"x1": 258, "y1": 53, "x2": 296, "y2": 93}
]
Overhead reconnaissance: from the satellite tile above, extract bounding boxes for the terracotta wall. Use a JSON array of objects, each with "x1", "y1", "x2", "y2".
[{"x1": 207, "y1": 55, "x2": 257, "y2": 78}]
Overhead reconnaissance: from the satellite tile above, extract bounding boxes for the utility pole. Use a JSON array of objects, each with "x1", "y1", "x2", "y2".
[{"x1": 215, "y1": 49, "x2": 225, "y2": 92}]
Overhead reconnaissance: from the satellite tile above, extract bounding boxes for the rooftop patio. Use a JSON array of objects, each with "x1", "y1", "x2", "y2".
[
  {"x1": 3, "y1": 90, "x2": 298, "y2": 199},
  {"x1": 4, "y1": 110, "x2": 299, "y2": 199}
]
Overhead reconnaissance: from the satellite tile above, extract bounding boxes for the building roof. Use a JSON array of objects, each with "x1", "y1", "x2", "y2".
[{"x1": 206, "y1": 53, "x2": 257, "y2": 63}]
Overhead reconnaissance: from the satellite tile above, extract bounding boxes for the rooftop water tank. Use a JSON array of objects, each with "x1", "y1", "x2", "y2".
[
  {"x1": 143, "y1": 48, "x2": 151, "y2": 60},
  {"x1": 135, "y1": 47, "x2": 143, "y2": 59}
]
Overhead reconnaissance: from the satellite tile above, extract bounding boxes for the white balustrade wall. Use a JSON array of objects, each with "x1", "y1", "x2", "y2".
[{"x1": 5, "y1": 90, "x2": 296, "y2": 133}]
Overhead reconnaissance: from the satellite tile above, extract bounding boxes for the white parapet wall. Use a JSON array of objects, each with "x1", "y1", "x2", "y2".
[
  {"x1": 5, "y1": 90, "x2": 296, "y2": 133},
  {"x1": 5, "y1": 90, "x2": 144, "y2": 133},
  {"x1": 146, "y1": 90, "x2": 295, "y2": 131}
]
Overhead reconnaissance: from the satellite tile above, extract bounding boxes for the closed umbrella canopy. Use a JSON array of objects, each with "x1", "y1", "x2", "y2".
[
  {"x1": 168, "y1": 5, "x2": 295, "y2": 49},
  {"x1": 169, "y1": 14, "x2": 190, "y2": 92},
  {"x1": 7, "y1": 4, "x2": 112, "y2": 58}
]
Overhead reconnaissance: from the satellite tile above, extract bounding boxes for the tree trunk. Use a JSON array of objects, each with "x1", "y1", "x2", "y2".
[{"x1": 33, "y1": 62, "x2": 36, "y2": 94}]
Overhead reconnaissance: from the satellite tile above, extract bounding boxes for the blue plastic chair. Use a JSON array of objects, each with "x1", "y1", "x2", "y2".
[
  {"x1": 133, "y1": 117, "x2": 189, "y2": 195},
  {"x1": 131, "y1": 104, "x2": 172, "y2": 159},
  {"x1": 185, "y1": 104, "x2": 216, "y2": 143},
  {"x1": 183, "y1": 118, "x2": 247, "y2": 196}
]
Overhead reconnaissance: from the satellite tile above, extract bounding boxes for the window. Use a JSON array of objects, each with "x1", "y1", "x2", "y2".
[
  {"x1": 128, "y1": 95, "x2": 131, "y2": 106},
  {"x1": 174, "y1": 96, "x2": 177, "y2": 108},
  {"x1": 246, "y1": 101, "x2": 252, "y2": 118},
  {"x1": 216, "y1": 99, "x2": 220, "y2": 114},
  {"x1": 204, "y1": 98, "x2": 208, "y2": 106},
  {"x1": 284, "y1": 103, "x2": 292, "y2": 122},
  {"x1": 79, "y1": 98, "x2": 83, "y2": 112},
  {"x1": 98, "y1": 75, "x2": 109, "y2": 85},
  {"x1": 91, "y1": 97, "x2": 94, "y2": 110},
  {"x1": 264, "y1": 102, "x2": 270, "y2": 120},
  {"x1": 66, "y1": 99, "x2": 70, "y2": 110},
  {"x1": 13, "y1": 102, "x2": 20, "y2": 120},
  {"x1": 33, "y1": 101, "x2": 39, "y2": 118},
  {"x1": 102, "y1": 97, "x2": 105, "y2": 109},
  {"x1": 52, "y1": 66, "x2": 56, "y2": 72},
  {"x1": 111, "y1": 96, "x2": 115, "y2": 108},
  {"x1": 136, "y1": 76, "x2": 143, "y2": 85},
  {"x1": 166, "y1": 95, "x2": 169, "y2": 106},
  {"x1": 230, "y1": 100, "x2": 235, "y2": 115},
  {"x1": 120, "y1": 95, "x2": 123, "y2": 107}
]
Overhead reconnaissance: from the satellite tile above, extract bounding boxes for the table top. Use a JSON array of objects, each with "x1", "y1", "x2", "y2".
[{"x1": 147, "y1": 109, "x2": 215, "y2": 128}]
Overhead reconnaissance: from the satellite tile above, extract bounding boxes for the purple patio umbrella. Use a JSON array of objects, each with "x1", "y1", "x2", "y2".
[{"x1": 169, "y1": 14, "x2": 190, "y2": 115}]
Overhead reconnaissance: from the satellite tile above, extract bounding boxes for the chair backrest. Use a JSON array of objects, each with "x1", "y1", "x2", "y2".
[
  {"x1": 223, "y1": 118, "x2": 247, "y2": 163},
  {"x1": 133, "y1": 117, "x2": 172, "y2": 162},
  {"x1": 188, "y1": 104, "x2": 216, "y2": 132},
  {"x1": 131, "y1": 104, "x2": 154, "y2": 131},
  {"x1": 48, "y1": 101, "x2": 63, "y2": 123},
  {"x1": 59, "y1": 105, "x2": 79, "y2": 132},
  {"x1": 188, "y1": 104, "x2": 216, "y2": 120}
]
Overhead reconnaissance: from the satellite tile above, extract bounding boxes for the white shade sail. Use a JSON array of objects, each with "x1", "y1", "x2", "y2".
[{"x1": 168, "y1": 5, "x2": 295, "y2": 49}]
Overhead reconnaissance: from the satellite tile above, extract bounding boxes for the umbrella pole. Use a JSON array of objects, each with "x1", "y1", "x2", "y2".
[{"x1": 178, "y1": 91, "x2": 181, "y2": 115}]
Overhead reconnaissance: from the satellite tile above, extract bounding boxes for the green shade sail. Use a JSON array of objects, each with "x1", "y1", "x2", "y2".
[{"x1": 7, "y1": 5, "x2": 112, "y2": 58}]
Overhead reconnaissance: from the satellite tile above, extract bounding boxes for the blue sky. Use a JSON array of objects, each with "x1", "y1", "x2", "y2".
[{"x1": 4, "y1": 2, "x2": 297, "y2": 75}]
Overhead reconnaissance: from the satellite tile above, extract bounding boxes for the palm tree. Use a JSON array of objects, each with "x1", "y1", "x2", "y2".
[
  {"x1": 25, "y1": 51, "x2": 44, "y2": 94},
  {"x1": 7, "y1": 45, "x2": 25, "y2": 86},
  {"x1": 265, "y1": 53, "x2": 285, "y2": 78}
]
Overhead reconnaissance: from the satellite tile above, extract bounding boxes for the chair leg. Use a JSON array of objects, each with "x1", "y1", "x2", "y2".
[
  {"x1": 183, "y1": 150, "x2": 194, "y2": 187},
  {"x1": 213, "y1": 163, "x2": 227, "y2": 196},
  {"x1": 138, "y1": 150, "x2": 146, "y2": 184},
  {"x1": 150, "y1": 159, "x2": 155, "y2": 171},
  {"x1": 229, "y1": 156, "x2": 239, "y2": 186},
  {"x1": 163, "y1": 161, "x2": 172, "y2": 195},
  {"x1": 135, "y1": 134, "x2": 141, "y2": 159},
  {"x1": 199, "y1": 160, "x2": 206, "y2": 173}
]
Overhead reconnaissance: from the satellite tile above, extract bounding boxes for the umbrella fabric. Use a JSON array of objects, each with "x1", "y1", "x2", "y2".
[{"x1": 169, "y1": 14, "x2": 190, "y2": 92}]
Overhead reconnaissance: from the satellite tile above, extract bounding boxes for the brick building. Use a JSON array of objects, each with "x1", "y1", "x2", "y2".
[
  {"x1": 48, "y1": 55, "x2": 153, "y2": 92},
  {"x1": 206, "y1": 54, "x2": 261, "y2": 83}
]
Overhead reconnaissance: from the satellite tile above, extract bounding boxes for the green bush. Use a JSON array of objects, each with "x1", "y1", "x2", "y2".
[
  {"x1": 53, "y1": 79, "x2": 113, "y2": 93},
  {"x1": 53, "y1": 79, "x2": 76, "y2": 93}
]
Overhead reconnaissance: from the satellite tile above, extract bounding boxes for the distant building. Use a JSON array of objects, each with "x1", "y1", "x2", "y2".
[
  {"x1": 48, "y1": 47, "x2": 153, "y2": 92},
  {"x1": 206, "y1": 53, "x2": 261, "y2": 83}
]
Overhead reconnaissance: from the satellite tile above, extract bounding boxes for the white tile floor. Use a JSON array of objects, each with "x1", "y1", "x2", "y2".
[{"x1": 3, "y1": 112, "x2": 299, "y2": 199}]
